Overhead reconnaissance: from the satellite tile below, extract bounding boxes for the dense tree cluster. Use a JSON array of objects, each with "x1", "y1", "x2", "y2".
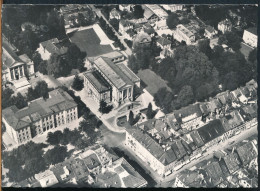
[
  {"x1": 27, "y1": 81, "x2": 50, "y2": 101},
  {"x1": 146, "y1": 103, "x2": 157, "y2": 119},
  {"x1": 166, "y1": 13, "x2": 180, "y2": 29},
  {"x1": 127, "y1": 37, "x2": 159, "y2": 73},
  {"x1": 2, "y1": 142, "x2": 48, "y2": 182},
  {"x1": 194, "y1": 5, "x2": 228, "y2": 28},
  {"x1": 98, "y1": 17, "x2": 125, "y2": 50},
  {"x1": 218, "y1": 31, "x2": 242, "y2": 51}
]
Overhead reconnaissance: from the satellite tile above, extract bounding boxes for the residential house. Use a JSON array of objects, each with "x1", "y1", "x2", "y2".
[
  {"x1": 215, "y1": 91, "x2": 232, "y2": 106},
  {"x1": 220, "y1": 110, "x2": 244, "y2": 141},
  {"x1": 169, "y1": 104, "x2": 203, "y2": 131},
  {"x1": 222, "y1": 152, "x2": 241, "y2": 174},
  {"x1": 145, "y1": 4, "x2": 168, "y2": 20},
  {"x1": 119, "y1": 4, "x2": 132, "y2": 12},
  {"x1": 119, "y1": 20, "x2": 134, "y2": 36},
  {"x1": 109, "y1": 8, "x2": 121, "y2": 20},
  {"x1": 2, "y1": 37, "x2": 34, "y2": 84},
  {"x1": 197, "y1": 119, "x2": 226, "y2": 149},
  {"x1": 204, "y1": 25, "x2": 217, "y2": 39},
  {"x1": 142, "y1": 5, "x2": 159, "y2": 23},
  {"x1": 172, "y1": 169, "x2": 206, "y2": 188},
  {"x1": 34, "y1": 170, "x2": 59, "y2": 187},
  {"x1": 174, "y1": 24, "x2": 195, "y2": 45},
  {"x1": 156, "y1": 36, "x2": 171, "y2": 49},
  {"x1": 160, "y1": 47, "x2": 175, "y2": 59},
  {"x1": 143, "y1": 23, "x2": 156, "y2": 37},
  {"x1": 37, "y1": 38, "x2": 68, "y2": 61},
  {"x1": 2, "y1": 88, "x2": 78, "y2": 144},
  {"x1": 155, "y1": 19, "x2": 168, "y2": 30},
  {"x1": 125, "y1": 126, "x2": 179, "y2": 177},
  {"x1": 242, "y1": 27, "x2": 257, "y2": 48},
  {"x1": 236, "y1": 141, "x2": 258, "y2": 166},
  {"x1": 133, "y1": 32, "x2": 152, "y2": 48},
  {"x1": 95, "y1": 157, "x2": 147, "y2": 188},
  {"x1": 218, "y1": 19, "x2": 232, "y2": 34},
  {"x1": 162, "y1": 5, "x2": 183, "y2": 12},
  {"x1": 189, "y1": 130, "x2": 205, "y2": 148},
  {"x1": 203, "y1": 162, "x2": 225, "y2": 187},
  {"x1": 84, "y1": 55, "x2": 140, "y2": 107}
]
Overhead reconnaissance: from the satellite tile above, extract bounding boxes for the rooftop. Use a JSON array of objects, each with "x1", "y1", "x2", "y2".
[
  {"x1": 68, "y1": 25, "x2": 114, "y2": 57},
  {"x1": 39, "y1": 38, "x2": 68, "y2": 55},
  {"x1": 3, "y1": 88, "x2": 77, "y2": 130},
  {"x1": 172, "y1": 104, "x2": 202, "y2": 124},
  {"x1": 197, "y1": 120, "x2": 226, "y2": 144},
  {"x1": 189, "y1": 130, "x2": 205, "y2": 148},
  {"x1": 157, "y1": 36, "x2": 171, "y2": 46},
  {"x1": 176, "y1": 169, "x2": 206, "y2": 187},
  {"x1": 177, "y1": 24, "x2": 194, "y2": 38},
  {"x1": 145, "y1": 4, "x2": 168, "y2": 18},
  {"x1": 205, "y1": 25, "x2": 215, "y2": 33},
  {"x1": 84, "y1": 70, "x2": 111, "y2": 93},
  {"x1": 204, "y1": 162, "x2": 225, "y2": 187},
  {"x1": 83, "y1": 153, "x2": 102, "y2": 170},
  {"x1": 94, "y1": 57, "x2": 134, "y2": 90},
  {"x1": 223, "y1": 152, "x2": 241, "y2": 174},
  {"x1": 220, "y1": 110, "x2": 244, "y2": 131},
  {"x1": 126, "y1": 127, "x2": 177, "y2": 165},
  {"x1": 245, "y1": 27, "x2": 257, "y2": 35},
  {"x1": 236, "y1": 141, "x2": 257, "y2": 166},
  {"x1": 115, "y1": 63, "x2": 140, "y2": 83}
]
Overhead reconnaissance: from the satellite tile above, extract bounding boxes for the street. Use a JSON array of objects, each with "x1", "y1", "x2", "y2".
[{"x1": 89, "y1": 5, "x2": 132, "y2": 56}]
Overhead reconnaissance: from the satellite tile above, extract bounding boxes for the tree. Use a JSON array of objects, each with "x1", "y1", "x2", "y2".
[
  {"x1": 222, "y1": 71, "x2": 240, "y2": 91},
  {"x1": 198, "y1": 39, "x2": 212, "y2": 58},
  {"x1": 133, "y1": 5, "x2": 144, "y2": 19},
  {"x1": 2, "y1": 88, "x2": 14, "y2": 109},
  {"x1": 225, "y1": 32, "x2": 241, "y2": 51},
  {"x1": 166, "y1": 13, "x2": 179, "y2": 29},
  {"x1": 46, "y1": 9, "x2": 65, "y2": 38},
  {"x1": 146, "y1": 103, "x2": 153, "y2": 119},
  {"x1": 38, "y1": 61, "x2": 48, "y2": 75},
  {"x1": 72, "y1": 74, "x2": 84, "y2": 91},
  {"x1": 176, "y1": 85, "x2": 194, "y2": 107},
  {"x1": 24, "y1": 157, "x2": 46, "y2": 176},
  {"x1": 128, "y1": 111, "x2": 134, "y2": 126},
  {"x1": 34, "y1": 81, "x2": 49, "y2": 99},
  {"x1": 127, "y1": 55, "x2": 139, "y2": 73},
  {"x1": 32, "y1": 52, "x2": 43, "y2": 72},
  {"x1": 12, "y1": 93, "x2": 28, "y2": 109},
  {"x1": 248, "y1": 48, "x2": 257, "y2": 63},
  {"x1": 46, "y1": 131, "x2": 63, "y2": 145},
  {"x1": 47, "y1": 53, "x2": 71, "y2": 77},
  {"x1": 44, "y1": 146, "x2": 68, "y2": 165},
  {"x1": 110, "y1": 18, "x2": 119, "y2": 31},
  {"x1": 98, "y1": 100, "x2": 113, "y2": 114}
]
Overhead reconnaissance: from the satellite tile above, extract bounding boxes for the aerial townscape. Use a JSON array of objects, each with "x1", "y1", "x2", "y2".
[{"x1": 1, "y1": 4, "x2": 258, "y2": 188}]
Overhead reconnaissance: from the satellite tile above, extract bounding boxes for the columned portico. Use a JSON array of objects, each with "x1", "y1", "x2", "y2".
[{"x1": 9, "y1": 65, "x2": 25, "y2": 81}]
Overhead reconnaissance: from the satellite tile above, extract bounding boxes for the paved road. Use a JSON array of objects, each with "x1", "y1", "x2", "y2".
[{"x1": 89, "y1": 5, "x2": 132, "y2": 56}]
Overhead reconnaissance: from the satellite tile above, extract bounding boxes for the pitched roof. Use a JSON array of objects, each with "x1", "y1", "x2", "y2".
[
  {"x1": 94, "y1": 57, "x2": 134, "y2": 89},
  {"x1": 236, "y1": 142, "x2": 257, "y2": 165},
  {"x1": 204, "y1": 162, "x2": 225, "y2": 187},
  {"x1": 205, "y1": 25, "x2": 215, "y2": 33},
  {"x1": 84, "y1": 70, "x2": 111, "y2": 93},
  {"x1": 220, "y1": 110, "x2": 244, "y2": 131},
  {"x1": 216, "y1": 91, "x2": 231, "y2": 105},
  {"x1": 223, "y1": 153, "x2": 241, "y2": 174},
  {"x1": 126, "y1": 127, "x2": 177, "y2": 165},
  {"x1": 2, "y1": 88, "x2": 77, "y2": 131},
  {"x1": 172, "y1": 104, "x2": 202, "y2": 124},
  {"x1": 176, "y1": 169, "x2": 206, "y2": 187},
  {"x1": 142, "y1": 5, "x2": 156, "y2": 19},
  {"x1": 241, "y1": 103, "x2": 257, "y2": 118},
  {"x1": 116, "y1": 63, "x2": 140, "y2": 83},
  {"x1": 190, "y1": 130, "x2": 205, "y2": 148},
  {"x1": 157, "y1": 36, "x2": 171, "y2": 46},
  {"x1": 197, "y1": 120, "x2": 225, "y2": 144},
  {"x1": 245, "y1": 27, "x2": 257, "y2": 35},
  {"x1": 39, "y1": 38, "x2": 68, "y2": 55}
]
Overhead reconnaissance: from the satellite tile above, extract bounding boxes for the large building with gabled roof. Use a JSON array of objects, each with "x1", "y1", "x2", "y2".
[
  {"x1": 83, "y1": 52, "x2": 140, "y2": 107},
  {"x1": 2, "y1": 88, "x2": 78, "y2": 144}
]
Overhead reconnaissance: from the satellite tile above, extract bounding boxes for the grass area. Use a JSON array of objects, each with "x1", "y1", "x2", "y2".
[
  {"x1": 69, "y1": 28, "x2": 113, "y2": 57},
  {"x1": 240, "y1": 42, "x2": 253, "y2": 59},
  {"x1": 137, "y1": 69, "x2": 172, "y2": 96}
]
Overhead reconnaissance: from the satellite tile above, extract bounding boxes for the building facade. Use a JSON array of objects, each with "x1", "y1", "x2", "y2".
[
  {"x1": 242, "y1": 28, "x2": 257, "y2": 48},
  {"x1": 2, "y1": 88, "x2": 78, "y2": 144},
  {"x1": 84, "y1": 54, "x2": 140, "y2": 107},
  {"x1": 218, "y1": 19, "x2": 232, "y2": 34},
  {"x1": 2, "y1": 37, "x2": 35, "y2": 83},
  {"x1": 174, "y1": 24, "x2": 195, "y2": 45},
  {"x1": 162, "y1": 5, "x2": 183, "y2": 12}
]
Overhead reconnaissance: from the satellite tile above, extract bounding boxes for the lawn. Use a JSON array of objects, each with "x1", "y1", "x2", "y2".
[
  {"x1": 240, "y1": 42, "x2": 254, "y2": 60},
  {"x1": 137, "y1": 69, "x2": 172, "y2": 96},
  {"x1": 69, "y1": 27, "x2": 114, "y2": 57}
]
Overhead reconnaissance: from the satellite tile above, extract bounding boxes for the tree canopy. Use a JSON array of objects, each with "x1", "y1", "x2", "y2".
[
  {"x1": 166, "y1": 13, "x2": 179, "y2": 29},
  {"x1": 133, "y1": 5, "x2": 144, "y2": 19},
  {"x1": 72, "y1": 74, "x2": 84, "y2": 91}
]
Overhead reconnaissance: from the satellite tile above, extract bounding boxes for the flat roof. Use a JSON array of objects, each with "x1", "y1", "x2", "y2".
[{"x1": 69, "y1": 26, "x2": 114, "y2": 57}]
